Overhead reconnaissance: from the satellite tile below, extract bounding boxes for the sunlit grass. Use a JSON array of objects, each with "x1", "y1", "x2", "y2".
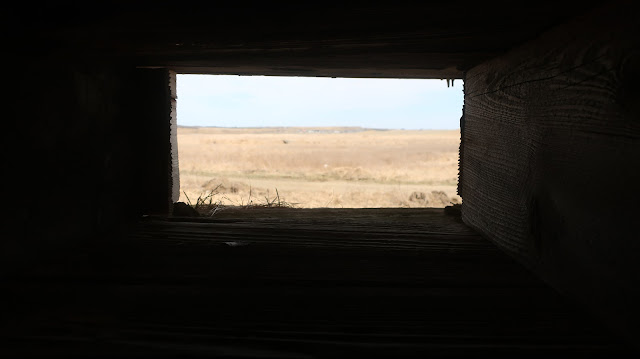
[{"x1": 178, "y1": 127, "x2": 461, "y2": 208}]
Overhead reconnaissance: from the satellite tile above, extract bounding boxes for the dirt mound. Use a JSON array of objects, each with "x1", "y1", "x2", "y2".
[{"x1": 172, "y1": 202, "x2": 200, "y2": 217}]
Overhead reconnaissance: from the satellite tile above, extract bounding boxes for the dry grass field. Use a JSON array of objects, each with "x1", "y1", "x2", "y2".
[{"x1": 177, "y1": 126, "x2": 461, "y2": 209}]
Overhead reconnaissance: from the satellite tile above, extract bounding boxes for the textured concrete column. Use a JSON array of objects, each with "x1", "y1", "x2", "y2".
[{"x1": 460, "y1": 2, "x2": 639, "y2": 344}]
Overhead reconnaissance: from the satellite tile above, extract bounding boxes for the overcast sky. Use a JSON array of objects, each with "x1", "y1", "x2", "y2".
[{"x1": 177, "y1": 75, "x2": 463, "y2": 130}]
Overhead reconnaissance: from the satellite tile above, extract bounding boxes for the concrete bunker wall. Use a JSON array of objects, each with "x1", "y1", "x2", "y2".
[
  {"x1": 460, "y1": 4, "x2": 639, "y2": 342},
  {"x1": 4, "y1": 0, "x2": 637, "y2": 347},
  {"x1": 5, "y1": 64, "x2": 175, "y2": 271}
]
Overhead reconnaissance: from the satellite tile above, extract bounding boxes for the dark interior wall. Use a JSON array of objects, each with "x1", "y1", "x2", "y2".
[
  {"x1": 131, "y1": 69, "x2": 175, "y2": 217},
  {"x1": 7, "y1": 2, "x2": 604, "y2": 79},
  {"x1": 460, "y1": 3, "x2": 639, "y2": 342},
  {"x1": 5, "y1": 62, "x2": 173, "y2": 275},
  {"x1": 8, "y1": 63, "x2": 131, "y2": 241}
]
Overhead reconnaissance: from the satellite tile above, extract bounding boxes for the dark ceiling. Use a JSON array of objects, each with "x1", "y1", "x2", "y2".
[{"x1": 10, "y1": 1, "x2": 606, "y2": 78}]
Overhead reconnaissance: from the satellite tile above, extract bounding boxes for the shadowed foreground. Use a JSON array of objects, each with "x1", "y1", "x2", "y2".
[{"x1": 2, "y1": 209, "x2": 632, "y2": 358}]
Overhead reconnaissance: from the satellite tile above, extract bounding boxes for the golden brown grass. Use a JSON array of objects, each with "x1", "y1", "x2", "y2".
[{"x1": 177, "y1": 127, "x2": 461, "y2": 209}]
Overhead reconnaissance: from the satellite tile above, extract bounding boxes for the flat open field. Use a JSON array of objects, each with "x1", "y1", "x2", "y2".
[{"x1": 177, "y1": 127, "x2": 461, "y2": 209}]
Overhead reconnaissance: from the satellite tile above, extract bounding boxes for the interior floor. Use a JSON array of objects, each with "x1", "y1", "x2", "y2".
[{"x1": 2, "y1": 208, "x2": 631, "y2": 358}]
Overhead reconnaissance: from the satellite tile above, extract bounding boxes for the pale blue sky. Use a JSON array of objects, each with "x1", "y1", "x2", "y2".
[{"x1": 177, "y1": 75, "x2": 463, "y2": 130}]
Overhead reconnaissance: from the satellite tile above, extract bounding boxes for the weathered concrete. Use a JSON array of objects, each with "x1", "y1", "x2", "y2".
[
  {"x1": 460, "y1": 1, "x2": 640, "y2": 344},
  {"x1": 4, "y1": 1, "x2": 638, "y2": 355},
  {"x1": 2, "y1": 209, "x2": 631, "y2": 358}
]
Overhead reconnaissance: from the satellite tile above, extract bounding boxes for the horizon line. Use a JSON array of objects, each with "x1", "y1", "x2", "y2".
[{"x1": 177, "y1": 125, "x2": 460, "y2": 130}]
